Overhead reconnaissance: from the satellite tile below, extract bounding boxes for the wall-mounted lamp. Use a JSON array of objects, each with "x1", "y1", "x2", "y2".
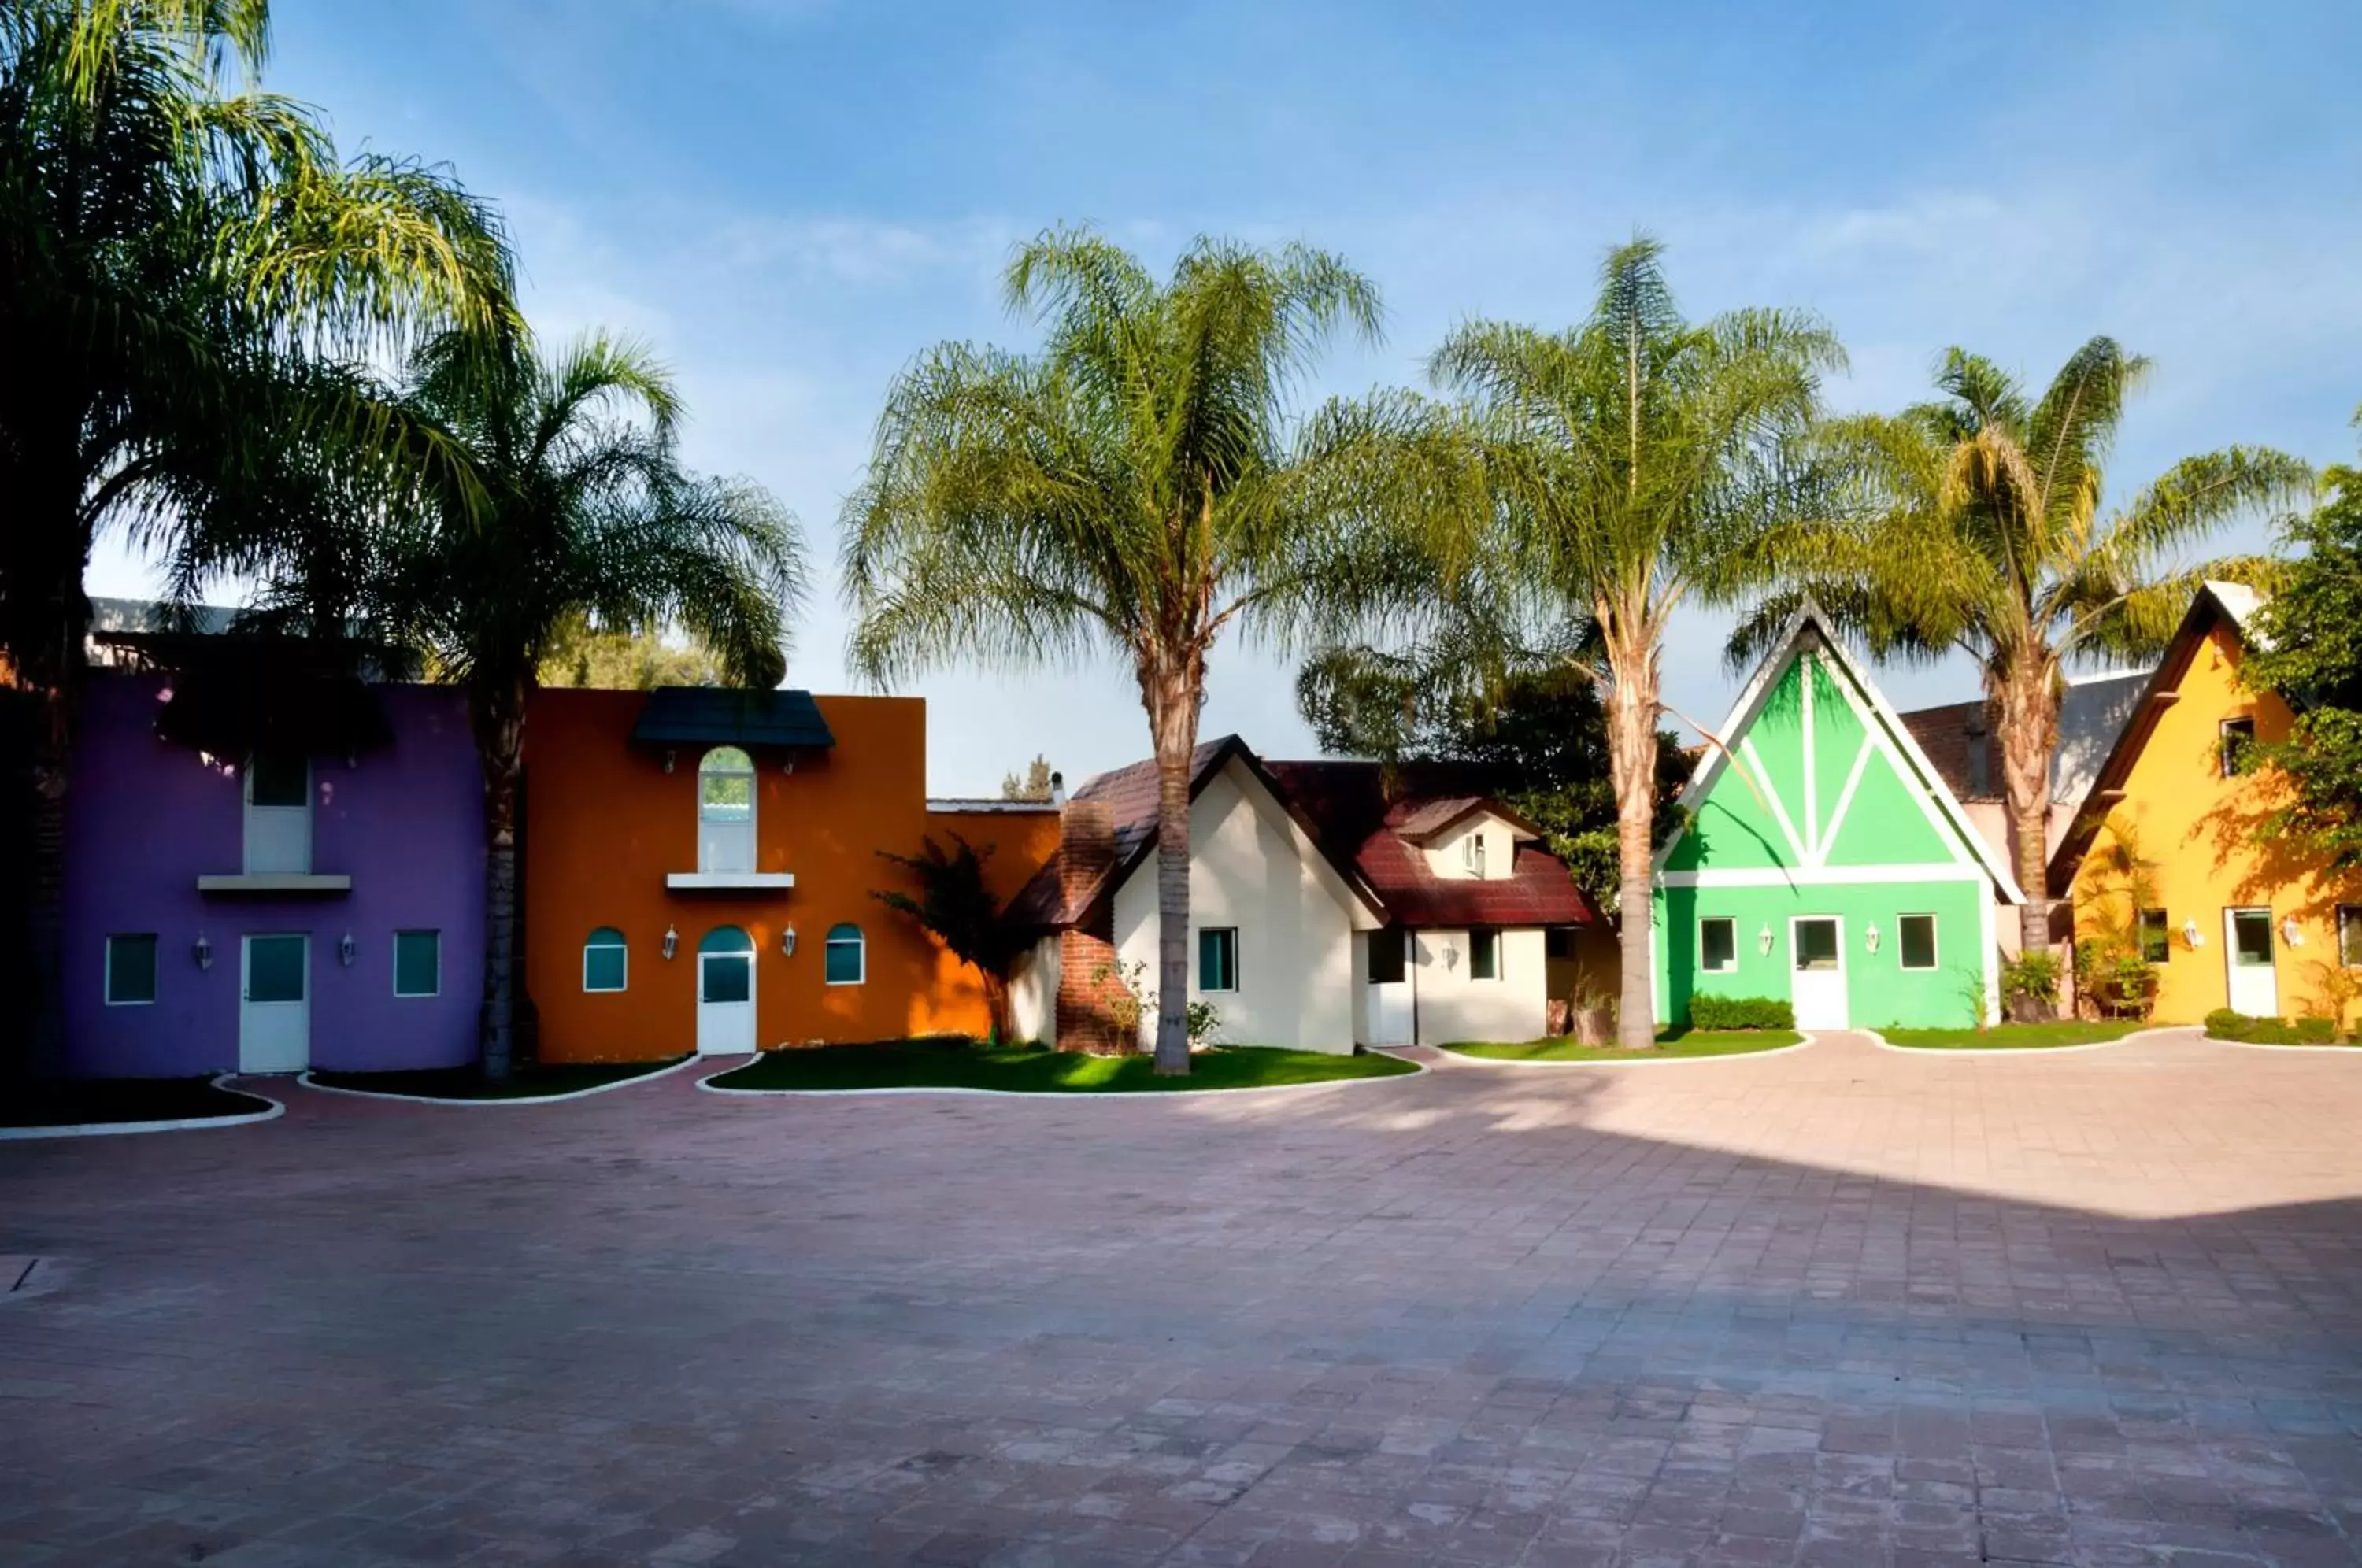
[
  {"x1": 1442, "y1": 942, "x2": 1461, "y2": 972},
  {"x1": 193, "y1": 933, "x2": 213, "y2": 971},
  {"x1": 2182, "y1": 916, "x2": 2205, "y2": 949},
  {"x1": 661, "y1": 924, "x2": 679, "y2": 960},
  {"x1": 1757, "y1": 924, "x2": 1775, "y2": 957},
  {"x1": 663, "y1": 749, "x2": 676, "y2": 775},
  {"x1": 2282, "y1": 915, "x2": 2305, "y2": 947},
  {"x1": 1864, "y1": 922, "x2": 1881, "y2": 955},
  {"x1": 781, "y1": 923, "x2": 798, "y2": 957},
  {"x1": 338, "y1": 932, "x2": 356, "y2": 967}
]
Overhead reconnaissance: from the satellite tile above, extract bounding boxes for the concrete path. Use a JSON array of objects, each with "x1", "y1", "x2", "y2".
[{"x1": 2, "y1": 1029, "x2": 2359, "y2": 1566}]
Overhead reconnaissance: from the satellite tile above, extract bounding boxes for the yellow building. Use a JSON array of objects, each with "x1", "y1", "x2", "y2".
[{"x1": 2053, "y1": 583, "x2": 2362, "y2": 1026}]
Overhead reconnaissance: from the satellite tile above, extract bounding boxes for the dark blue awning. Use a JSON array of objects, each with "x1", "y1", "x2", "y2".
[{"x1": 629, "y1": 688, "x2": 835, "y2": 749}]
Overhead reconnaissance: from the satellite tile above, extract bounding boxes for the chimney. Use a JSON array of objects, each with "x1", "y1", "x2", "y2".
[
  {"x1": 1049, "y1": 770, "x2": 1067, "y2": 806},
  {"x1": 1057, "y1": 798, "x2": 1113, "y2": 921}
]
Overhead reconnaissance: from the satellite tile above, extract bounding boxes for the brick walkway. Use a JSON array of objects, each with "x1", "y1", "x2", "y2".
[{"x1": 3, "y1": 1030, "x2": 2360, "y2": 1566}]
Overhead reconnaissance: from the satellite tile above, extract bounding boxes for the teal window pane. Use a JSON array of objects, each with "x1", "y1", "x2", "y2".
[
  {"x1": 1198, "y1": 927, "x2": 1237, "y2": 991},
  {"x1": 702, "y1": 952, "x2": 752, "y2": 1004},
  {"x1": 106, "y1": 934, "x2": 157, "y2": 1004},
  {"x1": 824, "y1": 923, "x2": 864, "y2": 985},
  {"x1": 698, "y1": 926, "x2": 754, "y2": 955},
  {"x1": 247, "y1": 753, "x2": 308, "y2": 807},
  {"x1": 584, "y1": 929, "x2": 628, "y2": 993},
  {"x1": 393, "y1": 930, "x2": 439, "y2": 997},
  {"x1": 1897, "y1": 914, "x2": 1937, "y2": 971},
  {"x1": 246, "y1": 935, "x2": 307, "y2": 1003}
]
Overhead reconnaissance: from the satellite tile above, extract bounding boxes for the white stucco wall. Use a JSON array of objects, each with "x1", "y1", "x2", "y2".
[
  {"x1": 1008, "y1": 934, "x2": 1061, "y2": 1045},
  {"x1": 1413, "y1": 926, "x2": 1549, "y2": 1045},
  {"x1": 1109, "y1": 758, "x2": 1375, "y2": 1053}
]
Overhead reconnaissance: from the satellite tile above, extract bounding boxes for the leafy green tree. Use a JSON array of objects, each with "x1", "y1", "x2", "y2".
[
  {"x1": 1000, "y1": 753, "x2": 1056, "y2": 802},
  {"x1": 873, "y1": 834, "x2": 1027, "y2": 1040},
  {"x1": 842, "y1": 227, "x2": 1423, "y2": 1074},
  {"x1": 0, "y1": 0, "x2": 514, "y2": 1074},
  {"x1": 2245, "y1": 417, "x2": 2362, "y2": 869},
  {"x1": 1405, "y1": 237, "x2": 1844, "y2": 1048},
  {"x1": 538, "y1": 612, "x2": 724, "y2": 690},
  {"x1": 1295, "y1": 642, "x2": 1688, "y2": 904},
  {"x1": 1738, "y1": 339, "x2": 2310, "y2": 989}
]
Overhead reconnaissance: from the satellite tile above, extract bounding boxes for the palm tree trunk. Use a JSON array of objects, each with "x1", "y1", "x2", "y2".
[
  {"x1": 1605, "y1": 644, "x2": 1661, "y2": 1050},
  {"x1": 1146, "y1": 665, "x2": 1199, "y2": 1077},
  {"x1": 1993, "y1": 669, "x2": 2060, "y2": 1021},
  {"x1": 472, "y1": 679, "x2": 527, "y2": 1083}
]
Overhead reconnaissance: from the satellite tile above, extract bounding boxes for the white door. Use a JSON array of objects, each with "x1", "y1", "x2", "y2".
[
  {"x1": 696, "y1": 926, "x2": 757, "y2": 1054},
  {"x1": 1788, "y1": 915, "x2": 1848, "y2": 1030},
  {"x1": 2225, "y1": 908, "x2": 2279, "y2": 1017},
  {"x1": 239, "y1": 934, "x2": 310, "y2": 1073},
  {"x1": 1365, "y1": 929, "x2": 1413, "y2": 1047}
]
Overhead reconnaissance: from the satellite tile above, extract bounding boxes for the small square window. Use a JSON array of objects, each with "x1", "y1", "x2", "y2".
[
  {"x1": 1461, "y1": 833, "x2": 1486, "y2": 878},
  {"x1": 1469, "y1": 926, "x2": 1500, "y2": 982},
  {"x1": 393, "y1": 930, "x2": 440, "y2": 997},
  {"x1": 2138, "y1": 908, "x2": 2171, "y2": 964},
  {"x1": 1897, "y1": 913, "x2": 1938, "y2": 971},
  {"x1": 1198, "y1": 927, "x2": 1238, "y2": 993},
  {"x1": 105, "y1": 934, "x2": 157, "y2": 1006},
  {"x1": 1699, "y1": 917, "x2": 1738, "y2": 973},
  {"x1": 246, "y1": 752, "x2": 309, "y2": 808},
  {"x1": 2219, "y1": 717, "x2": 2256, "y2": 778},
  {"x1": 2339, "y1": 906, "x2": 2362, "y2": 969},
  {"x1": 824, "y1": 923, "x2": 865, "y2": 986}
]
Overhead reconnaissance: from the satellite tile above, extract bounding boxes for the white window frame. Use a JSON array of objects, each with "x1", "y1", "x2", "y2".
[
  {"x1": 1895, "y1": 912, "x2": 1939, "y2": 972},
  {"x1": 824, "y1": 923, "x2": 866, "y2": 986},
  {"x1": 1468, "y1": 926, "x2": 1502, "y2": 982},
  {"x1": 1462, "y1": 831, "x2": 1487, "y2": 878},
  {"x1": 1697, "y1": 916, "x2": 1738, "y2": 974},
  {"x1": 583, "y1": 929, "x2": 628, "y2": 993},
  {"x1": 392, "y1": 930, "x2": 441, "y2": 998},
  {"x1": 104, "y1": 933, "x2": 158, "y2": 1007},
  {"x1": 1198, "y1": 926, "x2": 1240, "y2": 993}
]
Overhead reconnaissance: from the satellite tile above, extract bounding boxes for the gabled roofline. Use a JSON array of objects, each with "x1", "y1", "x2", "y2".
[
  {"x1": 2045, "y1": 583, "x2": 2260, "y2": 897},
  {"x1": 1394, "y1": 796, "x2": 1547, "y2": 845},
  {"x1": 1659, "y1": 599, "x2": 2025, "y2": 903}
]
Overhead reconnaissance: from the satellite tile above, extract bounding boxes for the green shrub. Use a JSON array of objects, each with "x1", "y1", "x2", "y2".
[
  {"x1": 2207, "y1": 1008, "x2": 2345, "y2": 1045},
  {"x1": 1688, "y1": 995, "x2": 1794, "y2": 1031},
  {"x1": 2297, "y1": 1014, "x2": 2339, "y2": 1043},
  {"x1": 2001, "y1": 951, "x2": 2061, "y2": 1011},
  {"x1": 2203, "y1": 1008, "x2": 2249, "y2": 1039}
]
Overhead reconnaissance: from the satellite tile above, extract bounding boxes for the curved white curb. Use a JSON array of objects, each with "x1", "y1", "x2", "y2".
[
  {"x1": 694, "y1": 1051, "x2": 1429, "y2": 1099},
  {"x1": 0, "y1": 1074, "x2": 284, "y2": 1141},
  {"x1": 297, "y1": 1054, "x2": 698, "y2": 1107},
  {"x1": 2201, "y1": 1034, "x2": 2361, "y2": 1053},
  {"x1": 1866, "y1": 1025, "x2": 2183, "y2": 1058},
  {"x1": 1428, "y1": 1033, "x2": 1818, "y2": 1068}
]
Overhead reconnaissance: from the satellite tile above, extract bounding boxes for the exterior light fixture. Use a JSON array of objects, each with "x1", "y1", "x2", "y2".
[
  {"x1": 1758, "y1": 924, "x2": 1775, "y2": 956},
  {"x1": 193, "y1": 934, "x2": 213, "y2": 971},
  {"x1": 2282, "y1": 915, "x2": 2304, "y2": 947},
  {"x1": 662, "y1": 924, "x2": 679, "y2": 960},
  {"x1": 1864, "y1": 923, "x2": 1880, "y2": 955},
  {"x1": 1442, "y1": 943, "x2": 1460, "y2": 971},
  {"x1": 663, "y1": 749, "x2": 676, "y2": 775},
  {"x1": 2182, "y1": 916, "x2": 2205, "y2": 949},
  {"x1": 338, "y1": 933, "x2": 356, "y2": 967},
  {"x1": 781, "y1": 923, "x2": 798, "y2": 957}
]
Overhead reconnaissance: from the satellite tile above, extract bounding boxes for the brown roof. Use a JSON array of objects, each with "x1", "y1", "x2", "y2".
[{"x1": 1897, "y1": 697, "x2": 1991, "y2": 802}]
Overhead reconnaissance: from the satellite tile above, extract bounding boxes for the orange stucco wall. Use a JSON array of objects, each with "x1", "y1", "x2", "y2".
[
  {"x1": 2071, "y1": 613, "x2": 2362, "y2": 1025},
  {"x1": 521, "y1": 690, "x2": 1060, "y2": 1061}
]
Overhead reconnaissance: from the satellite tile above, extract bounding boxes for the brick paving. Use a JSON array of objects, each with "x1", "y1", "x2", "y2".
[{"x1": 2, "y1": 1028, "x2": 2360, "y2": 1566}]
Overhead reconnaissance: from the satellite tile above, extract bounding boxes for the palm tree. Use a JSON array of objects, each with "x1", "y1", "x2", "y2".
[
  {"x1": 1415, "y1": 237, "x2": 1845, "y2": 1048},
  {"x1": 0, "y1": 0, "x2": 514, "y2": 1074},
  {"x1": 842, "y1": 228, "x2": 1427, "y2": 1074},
  {"x1": 330, "y1": 328, "x2": 804, "y2": 1082},
  {"x1": 1736, "y1": 340, "x2": 2312, "y2": 993}
]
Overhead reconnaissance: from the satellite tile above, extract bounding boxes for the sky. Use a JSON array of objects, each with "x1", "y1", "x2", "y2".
[{"x1": 87, "y1": 0, "x2": 2362, "y2": 795}]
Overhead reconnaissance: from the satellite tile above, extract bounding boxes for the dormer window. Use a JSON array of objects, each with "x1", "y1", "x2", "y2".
[
  {"x1": 244, "y1": 753, "x2": 311, "y2": 874},
  {"x1": 698, "y1": 746, "x2": 755, "y2": 873},
  {"x1": 1462, "y1": 831, "x2": 1486, "y2": 878}
]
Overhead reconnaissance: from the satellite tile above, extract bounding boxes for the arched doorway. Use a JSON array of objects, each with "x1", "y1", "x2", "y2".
[{"x1": 697, "y1": 926, "x2": 757, "y2": 1055}]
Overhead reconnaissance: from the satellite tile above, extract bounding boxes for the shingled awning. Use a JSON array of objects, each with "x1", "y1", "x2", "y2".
[{"x1": 628, "y1": 687, "x2": 835, "y2": 750}]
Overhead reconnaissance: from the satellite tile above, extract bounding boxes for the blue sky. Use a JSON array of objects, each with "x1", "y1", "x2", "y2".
[{"x1": 91, "y1": 1, "x2": 2362, "y2": 792}]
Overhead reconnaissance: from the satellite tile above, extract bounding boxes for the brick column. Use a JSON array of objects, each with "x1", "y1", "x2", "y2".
[{"x1": 1052, "y1": 801, "x2": 1135, "y2": 1054}]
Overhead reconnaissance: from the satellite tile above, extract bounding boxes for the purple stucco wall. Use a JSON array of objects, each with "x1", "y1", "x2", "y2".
[{"x1": 63, "y1": 673, "x2": 487, "y2": 1078}]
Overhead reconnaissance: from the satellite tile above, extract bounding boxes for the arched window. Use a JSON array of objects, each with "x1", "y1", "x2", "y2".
[
  {"x1": 583, "y1": 927, "x2": 628, "y2": 992},
  {"x1": 698, "y1": 746, "x2": 755, "y2": 873},
  {"x1": 824, "y1": 923, "x2": 864, "y2": 986}
]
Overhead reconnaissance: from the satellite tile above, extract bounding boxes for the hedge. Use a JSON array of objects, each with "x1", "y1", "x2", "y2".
[
  {"x1": 2204, "y1": 1008, "x2": 2341, "y2": 1045},
  {"x1": 1687, "y1": 995, "x2": 1795, "y2": 1031}
]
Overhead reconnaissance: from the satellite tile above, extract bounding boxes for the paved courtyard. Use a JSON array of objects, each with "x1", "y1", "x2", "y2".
[{"x1": 3, "y1": 1029, "x2": 2360, "y2": 1567}]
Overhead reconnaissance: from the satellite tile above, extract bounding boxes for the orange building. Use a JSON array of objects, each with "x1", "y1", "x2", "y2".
[
  {"x1": 2053, "y1": 583, "x2": 2362, "y2": 1026},
  {"x1": 521, "y1": 687, "x2": 1059, "y2": 1061}
]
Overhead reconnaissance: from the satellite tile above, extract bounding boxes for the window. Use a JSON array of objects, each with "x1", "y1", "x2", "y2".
[
  {"x1": 698, "y1": 746, "x2": 756, "y2": 874},
  {"x1": 2219, "y1": 717, "x2": 2256, "y2": 778},
  {"x1": 701, "y1": 926, "x2": 755, "y2": 1002},
  {"x1": 392, "y1": 930, "x2": 440, "y2": 997},
  {"x1": 2229, "y1": 908, "x2": 2274, "y2": 967},
  {"x1": 1461, "y1": 831, "x2": 1486, "y2": 878},
  {"x1": 1367, "y1": 928, "x2": 1406, "y2": 986},
  {"x1": 1794, "y1": 919, "x2": 1841, "y2": 972},
  {"x1": 105, "y1": 934, "x2": 157, "y2": 1005},
  {"x1": 1897, "y1": 913, "x2": 1938, "y2": 971},
  {"x1": 1198, "y1": 926, "x2": 1238, "y2": 992},
  {"x1": 243, "y1": 751, "x2": 312, "y2": 875},
  {"x1": 2340, "y1": 906, "x2": 2362, "y2": 969},
  {"x1": 1469, "y1": 926, "x2": 1501, "y2": 981},
  {"x1": 246, "y1": 752, "x2": 309, "y2": 808},
  {"x1": 2138, "y1": 908, "x2": 2171, "y2": 964},
  {"x1": 824, "y1": 923, "x2": 864, "y2": 986},
  {"x1": 1544, "y1": 926, "x2": 1574, "y2": 960},
  {"x1": 583, "y1": 927, "x2": 628, "y2": 992},
  {"x1": 1698, "y1": 917, "x2": 1738, "y2": 973}
]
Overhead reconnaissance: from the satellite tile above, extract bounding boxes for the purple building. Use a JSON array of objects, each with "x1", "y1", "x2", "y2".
[{"x1": 63, "y1": 668, "x2": 486, "y2": 1078}]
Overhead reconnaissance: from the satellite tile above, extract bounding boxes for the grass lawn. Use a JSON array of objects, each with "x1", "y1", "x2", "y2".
[
  {"x1": 5, "y1": 1076, "x2": 273, "y2": 1129},
  {"x1": 706, "y1": 1037, "x2": 1419, "y2": 1093},
  {"x1": 1441, "y1": 1029, "x2": 1804, "y2": 1063},
  {"x1": 309, "y1": 1057, "x2": 687, "y2": 1100},
  {"x1": 1880, "y1": 1021, "x2": 2145, "y2": 1050}
]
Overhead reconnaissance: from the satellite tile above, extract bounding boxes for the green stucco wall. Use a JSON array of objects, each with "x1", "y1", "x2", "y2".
[{"x1": 1657, "y1": 879, "x2": 1990, "y2": 1028}]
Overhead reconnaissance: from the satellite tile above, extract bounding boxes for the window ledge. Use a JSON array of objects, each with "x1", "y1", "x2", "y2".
[
  {"x1": 665, "y1": 871, "x2": 796, "y2": 892},
  {"x1": 197, "y1": 874, "x2": 352, "y2": 896}
]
